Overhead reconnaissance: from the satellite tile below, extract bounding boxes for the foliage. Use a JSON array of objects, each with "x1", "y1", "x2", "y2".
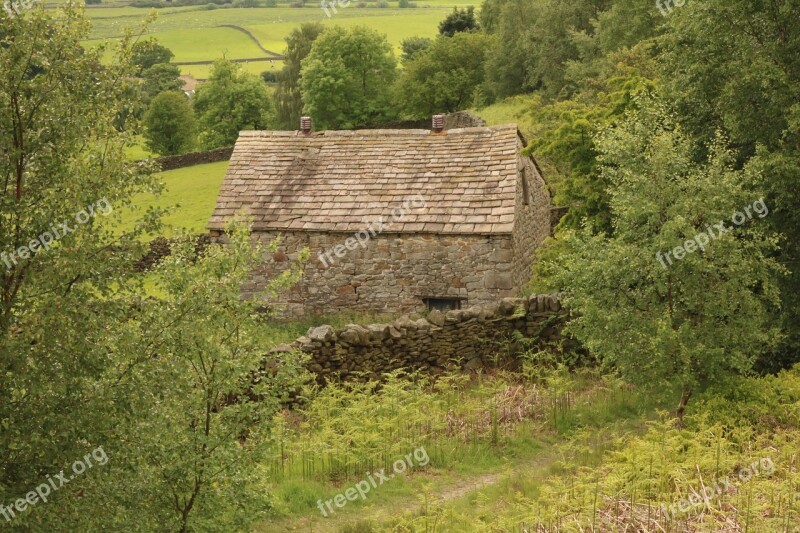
[
  {"x1": 274, "y1": 22, "x2": 326, "y2": 129},
  {"x1": 101, "y1": 220, "x2": 309, "y2": 532},
  {"x1": 131, "y1": 37, "x2": 175, "y2": 73},
  {"x1": 384, "y1": 368, "x2": 800, "y2": 531},
  {"x1": 522, "y1": 49, "x2": 658, "y2": 234},
  {"x1": 261, "y1": 70, "x2": 278, "y2": 83},
  {"x1": 300, "y1": 26, "x2": 397, "y2": 130},
  {"x1": 141, "y1": 62, "x2": 183, "y2": 101},
  {"x1": 478, "y1": 0, "x2": 507, "y2": 34},
  {"x1": 485, "y1": 0, "x2": 612, "y2": 99},
  {"x1": 659, "y1": 0, "x2": 800, "y2": 367},
  {"x1": 0, "y1": 4, "x2": 160, "y2": 529},
  {"x1": 533, "y1": 101, "x2": 782, "y2": 420},
  {"x1": 143, "y1": 91, "x2": 197, "y2": 156},
  {"x1": 193, "y1": 59, "x2": 275, "y2": 149},
  {"x1": 399, "y1": 36, "x2": 431, "y2": 63},
  {"x1": 395, "y1": 32, "x2": 492, "y2": 118},
  {"x1": 438, "y1": 6, "x2": 479, "y2": 37}
]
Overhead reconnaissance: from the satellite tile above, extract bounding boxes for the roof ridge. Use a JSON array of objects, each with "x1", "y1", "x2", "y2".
[{"x1": 236, "y1": 124, "x2": 518, "y2": 138}]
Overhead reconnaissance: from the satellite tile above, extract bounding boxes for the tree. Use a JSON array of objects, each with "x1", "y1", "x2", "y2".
[
  {"x1": 395, "y1": 33, "x2": 492, "y2": 117},
  {"x1": 300, "y1": 26, "x2": 397, "y2": 129},
  {"x1": 193, "y1": 59, "x2": 275, "y2": 149},
  {"x1": 479, "y1": 0, "x2": 508, "y2": 33},
  {"x1": 0, "y1": 4, "x2": 161, "y2": 528},
  {"x1": 274, "y1": 22, "x2": 325, "y2": 129},
  {"x1": 106, "y1": 221, "x2": 308, "y2": 532},
  {"x1": 143, "y1": 91, "x2": 196, "y2": 155},
  {"x1": 438, "y1": 6, "x2": 480, "y2": 37},
  {"x1": 131, "y1": 38, "x2": 174, "y2": 73},
  {"x1": 659, "y1": 0, "x2": 800, "y2": 368},
  {"x1": 400, "y1": 36, "x2": 432, "y2": 63},
  {"x1": 523, "y1": 48, "x2": 658, "y2": 235},
  {"x1": 0, "y1": 7, "x2": 308, "y2": 530},
  {"x1": 534, "y1": 101, "x2": 781, "y2": 424},
  {"x1": 485, "y1": 0, "x2": 613, "y2": 98},
  {"x1": 141, "y1": 62, "x2": 183, "y2": 101}
]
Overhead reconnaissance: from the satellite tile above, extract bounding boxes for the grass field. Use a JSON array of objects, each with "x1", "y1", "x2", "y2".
[
  {"x1": 84, "y1": 3, "x2": 463, "y2": 77},
  {"x1": 116, "y1": 160, "x2": 229, "y2": 237}
]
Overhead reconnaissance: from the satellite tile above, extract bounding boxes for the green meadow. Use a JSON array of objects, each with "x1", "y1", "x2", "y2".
[
  {"x1": 116, "y1": 160, "x2": 229, "y2": 237},
  {"x1": 83, "y1": 3, "x2": 466, "y2": 77}
]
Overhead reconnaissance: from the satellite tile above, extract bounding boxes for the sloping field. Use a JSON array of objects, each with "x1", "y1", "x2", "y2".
[{"x1": 85, "y1": 5, "x2": 455, "y2": 76}]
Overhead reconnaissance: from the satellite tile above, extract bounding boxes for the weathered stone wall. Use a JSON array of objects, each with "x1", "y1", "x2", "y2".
[
  {"x1": 512, "y1": 150, "x2": 552, "y2": 291},
  {"x1": 134, "y1": 234, "x2": 210, "y2": 272},
  {"x1": 154, "y1": 146, "x2": 233, "y2": 171},
  {"x1": 442, "y1": 111, "x2": 486, "y2": 129},
  {"x1": 271, "y1": 293, "x2": 567, "y2": 383},
  {"x1": 231, "y1": 231, "x2": 517, "y2": 316}
]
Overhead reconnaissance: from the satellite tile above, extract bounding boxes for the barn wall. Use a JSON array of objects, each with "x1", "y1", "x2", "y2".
[
  {"x1": 220, "y1": 231, "x2": 519, "y2": 316},
  {"x1": 512, "y1": 151, "x2": 552, "y2": 292}
]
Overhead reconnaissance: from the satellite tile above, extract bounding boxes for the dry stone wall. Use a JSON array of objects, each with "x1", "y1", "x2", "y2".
[
  {"x1": 271, "y1": 293, "x2": 567, "y2": 383},
  {"x1": 153, "y1": 147, "x2": 234, "y2": 171},
  {"x1": 244, "y1": 231, "x2": 518, "y2": 317},
  {"x1": 512, "y1": 145, "x2": 552, "y2": 291}
]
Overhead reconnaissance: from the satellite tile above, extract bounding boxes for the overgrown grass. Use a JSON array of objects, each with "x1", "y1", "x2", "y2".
[
  {"x1": 373, "y1": 367, "x2": 800, "y2": 532},
  {"x1": 252, "y1": 364, "x2": 664, "y2": 532}
]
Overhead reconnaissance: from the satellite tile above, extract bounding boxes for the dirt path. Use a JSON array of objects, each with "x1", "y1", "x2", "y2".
[{"x1": 256, "y1": 448, "x2": 560, "y2": 533}]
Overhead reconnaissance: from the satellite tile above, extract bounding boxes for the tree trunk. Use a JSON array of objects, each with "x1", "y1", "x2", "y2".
[{"x1": 676, "y1": 389, "x2": 692, "y2": 428}]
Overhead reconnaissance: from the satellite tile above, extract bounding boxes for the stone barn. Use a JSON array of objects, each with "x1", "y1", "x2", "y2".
[{"x1": 208, "y1": 117, "x2": 552, "y2": 316}]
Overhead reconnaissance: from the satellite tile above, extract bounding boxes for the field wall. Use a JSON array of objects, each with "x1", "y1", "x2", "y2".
[{"x1": 270, "y1": 293, "x2": 568, "y2": 383}]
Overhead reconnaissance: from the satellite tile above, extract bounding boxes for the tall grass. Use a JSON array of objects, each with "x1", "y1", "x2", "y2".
[{"x1": 381, "y1": 366, "x2": 800, "y2": 532}]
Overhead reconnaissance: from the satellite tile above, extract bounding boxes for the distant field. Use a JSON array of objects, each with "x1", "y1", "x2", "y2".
[{"x1": 84, "y1": 4, "x2": 460, "y2": 76}]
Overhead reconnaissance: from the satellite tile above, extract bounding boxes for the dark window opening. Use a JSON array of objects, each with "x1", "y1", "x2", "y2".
[
  {"x1": 521, "y1": 169, "x2": 530, "y2": 206},
  {"x1": 424, "y1": 298, "x2": 463, "y2": 312}
]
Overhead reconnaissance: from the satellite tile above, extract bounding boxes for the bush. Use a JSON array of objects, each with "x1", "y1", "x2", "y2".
[
  {"x1": 289, "y1": 0, "x2": 303, "y2": 5},
  {"x1": 233, "y1": 0, "x2": 260, "y2": 6},
  {"x1": 265, "y1": 0, "x2": 277, "y2": 6},
  {"x1": 376, "y1": 0, "x2": 388, "y2": 6},
  {"x1": 204, "y1": 2, "x2": 219, "y2": 8}
]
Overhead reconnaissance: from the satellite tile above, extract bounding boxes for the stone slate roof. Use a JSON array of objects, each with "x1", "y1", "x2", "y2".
[{"x1": 209, "y1": 125, "x2": 524, "y2": 235}]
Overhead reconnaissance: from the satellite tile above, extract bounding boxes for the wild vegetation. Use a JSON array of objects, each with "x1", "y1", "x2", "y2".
[{"x1": 1, "y1": 0, "x2": 799, "y2": 532}]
